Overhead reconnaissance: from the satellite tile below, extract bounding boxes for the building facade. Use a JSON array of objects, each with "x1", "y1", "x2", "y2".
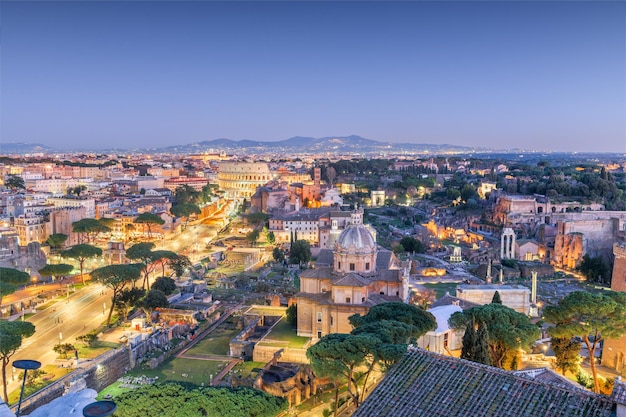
[{"x1": 296, "y1": 207, "x2": 410, "y2": 339}]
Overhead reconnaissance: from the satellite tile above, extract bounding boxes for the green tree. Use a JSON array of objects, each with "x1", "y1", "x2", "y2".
[
  {"x1": 543, "y1": 291, "x2": 626, "y2": 393},
  {"x1": 399, "y1": 237, "x2": 424, "y2": 253},
  {"x1": 38, "y1": 263, "x2": 73, "y2": 282},
  {"x1": 61, "y1": 244, "x2": 102, "y2": 285},
  {"x1": 76, "y1": 331, "x2": 99, "y2": 348},
  {"x1": 460, "y1": 317, "x2": 477, "y2": 361},
  {"x1": 475, "y1": 321, "x2": 492, "y2": 366},
  {"x1": 286, "y1": 304, "x2": 297, "y2": 326},
  {"x1": 138, "y1": 289, "x2": 169, "y2": 324},
  {"x1": 246, "y1": 229, "x2": 260, "y2": 246},
  {"x1": 113, "y1": 382, "x2": 286, "y2": 417},
  {"x1": 576, "y1": 254, "x2": 610, "y2": 284},
  {"x1": 0, "y1": 267, "x2": 30, "y2": 306},
  {"x1": 152, "y1": 277, "x2": 177, "y2": 295},
  {"x1": 392, "y1": 244, "x2": 405, "y2": 254},
  {"x1": 173, "y1": 185, "x2": 199, "y2": 205},
  {"x1": 267, "y1": 231, "x2": 276, "y2": 245},
  {"x1": 46, "y1": 233, "x2": 68, "y2": 253},
  {"x1": 126, "y1": 242, "x2": 157, "y2": 289},
  {"x1": 134, "y1": 212, "x2": 165, "y2": 240},
  {"x1": 71, "y1": 218, "x2": 111, "y2": 243},
  {"x1": 114, "y1": 288, "x2": 146, "y2": 321},
  {"x1": 349, "y1": 302, "x2": 437, "y2": 340},
  {"x1": 307, "y1": 333, "x2": 379, "y2": 408},
  {"x1": 272, "y1": 247, "x2": 285, "y2": 263},
  {"x1": 4, "y1": 175, "x2": 25, "y2": 191},
  {"x1": 551, "y1": 337, "x2": 581, "y2": 376},
  {"x1": 151, "y1": 250, "x2": 178, "y2": 277},
  {"x1": 491, "y1": 291, "x2": 502, "y2": 304},
  {"x1": 168, "y1": 254, "x2": 191, "y2": 278},
  {"x1": 53, "y1": 342, "x2": 76, "y2": 359},
  {"x1": 0, "y1": 320, "x2": 35, "y2": 402},
  {"x1": 289, "y1": 240, "x2": 311, "y2": 267},
  {"x1": 170, "y1": 203, "x2": 201, "y2": 229},
  {"x1": 449, "y1": 303, "x2": 540, "y2": 369},
  {"x1": 91, "y1": 264, "x2": 142, "y2": 325}
]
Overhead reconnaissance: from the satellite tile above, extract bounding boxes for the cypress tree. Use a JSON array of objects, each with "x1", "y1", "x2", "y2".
[
  {"x1": 491, "y1": 291, "x2": 502, "y2": 304},
  {"x1": 475, "y1": 321, "x2": 492, "y2": 366},
  {"x1": 460, "y1": 318, "x2": 476, "y2": 361}
]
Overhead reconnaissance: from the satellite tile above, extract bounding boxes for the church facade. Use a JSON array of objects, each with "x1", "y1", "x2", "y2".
[{"x1": 295, "y1": 207, "x2": 410, "y2": 338}]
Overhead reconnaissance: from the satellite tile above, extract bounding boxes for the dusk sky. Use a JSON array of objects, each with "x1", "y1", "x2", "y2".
[{"x1": 1, "y1": 1, "x2": 624, "y2": 152}]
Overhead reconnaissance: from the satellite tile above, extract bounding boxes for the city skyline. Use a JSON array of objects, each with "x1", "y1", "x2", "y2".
[{"x1": 1, "y1": 1, "x2": 625, "y2": 153}]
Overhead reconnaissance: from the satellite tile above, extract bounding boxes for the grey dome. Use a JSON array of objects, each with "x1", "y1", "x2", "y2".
[{"x1": 336, "y1": 224, "x2": 376, "y2": 253}]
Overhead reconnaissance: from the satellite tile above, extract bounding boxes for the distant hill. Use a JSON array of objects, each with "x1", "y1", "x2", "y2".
[
  {"x1": 160, "y1": 135, "x2": 477, "y2": 154},
  {"x1": 0, "y1": 142, "x2": 54, "y2": 154}
]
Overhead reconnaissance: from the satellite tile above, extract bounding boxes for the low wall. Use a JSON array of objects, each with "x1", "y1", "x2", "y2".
[{"x1": 253, "y1": 345, "x2": 308, "y2": 364}]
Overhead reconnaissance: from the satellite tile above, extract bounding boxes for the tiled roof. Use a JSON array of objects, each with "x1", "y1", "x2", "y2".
[
  {"x1": 353, "y1": 348, "x2": 616, "y2": 417},
  {"x1": 333, "y1": 273, "x2": 369, "y2": 287},
  {"x1": 430, "y1": 293, "x2": 480, "y2": 310},
  {"x1": 611, "y1": 377, "x2": 626, "y2": 405},
  {"x1": 315, "y1": 249, "x2": 334, "y2": 266}
]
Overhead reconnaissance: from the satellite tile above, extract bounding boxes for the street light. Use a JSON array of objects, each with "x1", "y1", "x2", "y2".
[
  {"x1": 82, "y1": 400, "x2": 116, "y2": 417},
  {"x1": 13, "y1": 359, "x2": 41, "y2": 417}
]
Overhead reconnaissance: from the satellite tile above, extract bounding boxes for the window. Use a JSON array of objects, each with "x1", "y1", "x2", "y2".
[
  {"x1": 443, "y1": 333, "x2": 449, "y2": 348},
  {"x1": 361, "y1": 297, "x2": 365, "y2": 303},
  {"x1": 365, "y1": 262, "x2": 370, "y2": 270},
  {"x1": 338, "y1": 262, "x2": 341, "y2": 269},
  {"x1": 330, "y1": 316, "x2": 334, "y2": 326},
  {"x1": 317, "y1": 331, "x2": 322, "y2": 339},
  {"x1": 346, "y1": 297, "x2": 351, "y2": 303},
  {"x1": 349, "y1": 263, "x2": 355, "y2": 271},
  {"x1": 317, "y1": 312, "x2": 322, "y2": 323}
]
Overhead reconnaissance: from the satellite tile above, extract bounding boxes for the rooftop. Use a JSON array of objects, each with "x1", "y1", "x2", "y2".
[{"x1": 353, "y1": 348, "x2": 616, "y2": 417}]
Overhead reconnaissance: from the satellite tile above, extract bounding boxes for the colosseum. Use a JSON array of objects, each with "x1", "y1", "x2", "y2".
[{"x1": 217, "y1": 162, "x2": 273, "y2": 198}]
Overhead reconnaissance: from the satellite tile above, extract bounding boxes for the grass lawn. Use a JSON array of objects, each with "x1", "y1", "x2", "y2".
[
  {"x1": 262, "y1": 318, "x2": 310, "y2": 348},
  {"x1": 76, "y1": 341, "x2": 119, "y2": 359},
  {"x1": 232, "y1": 361, "x2": 265, "y2": 380},
  {"x1": 186, "y1": 328, "x2": 241, "y2": 356},
  {"x1": 7, "y1": 365, "x2": 72, "y2": 405},
  {"x1": 422, "y1": 282, "x2": 459, "y2": 299},
  {"x1": 97, "y1": 358, "x2": 229, "y2": 400}
]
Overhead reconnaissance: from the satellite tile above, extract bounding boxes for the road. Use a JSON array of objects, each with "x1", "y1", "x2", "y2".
[{"x1": 3, "y1": 283, "x2": 113, "y2": 396}]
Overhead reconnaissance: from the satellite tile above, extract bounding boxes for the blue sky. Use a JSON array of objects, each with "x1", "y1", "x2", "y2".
[{"x1": 1, "y1": 1, "x2": 624, "y2": 152}]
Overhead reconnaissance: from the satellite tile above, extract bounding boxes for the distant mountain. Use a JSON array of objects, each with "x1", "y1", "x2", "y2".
[
  {"x1": 160, "y1": 135, "x2": 477, "y2": 154},
  {"x1": 0, "y1": 142, "x2": 55, "y2": 154},
  {"x1": 0, "y1": 136, "x2": 482, "y2": 155}
]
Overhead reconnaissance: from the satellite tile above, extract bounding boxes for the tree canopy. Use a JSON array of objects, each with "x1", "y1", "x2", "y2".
[
  {"x1": 349, "y1": 302, "x2": 437, "y2": 340},
  {"x1": 134, "y1": 212, "x2": 165, "y2": 239},
  {"x1": 289, "y1": 240, "x2": 311, "y2": 267},
  {"x1": 71, "y1": 218, "x2": 111, "y2": 243},
  {"x1": 38, "y1": 264, "x2": 73, "y2": 281},
  {"x1": 152, "y1": 277, "x2": 177, "y2": 295},
  {"x1": 449, "y1": 303, "x2": 540, "y2": 369},
  {"x1": 4, "y1": 175, "x2": 25, "y2": 191},
  {"x1": 168, "y1": 254, "x2": 191, "y2": 278},
  {"x1": 61, "y1": 244, "x2": 102, "y2": 285},
  {"x1": 0, "y1": 267, "x2": 30, "y2": 304},
  {"x1": 309, "y1": 303, "x2": 436, "y2": 408},
  {"x1": 398, "y1": 236, "x2": 425, "y2": 253},
  {"x1": 46, "y1": 233, "x2": 68, "y2": 252},
  {"x1": 0, "y1": 320, "x2": 35, "y2": 402},
  {"x1": 91, "y1": 263, "x2": 142, "y2": 325},
  {"x1": 544, "y1": 291, "x2": 626, "y2": 392},
  {"x1": 113, "y1": 382, "x2": 286, "y2": 417},
  {"x1": 138, "y1": 289, "x2": 169, "y2": 323},
  {"x1": 551, "y1": 337, "x2": 581, "y2": 376}
]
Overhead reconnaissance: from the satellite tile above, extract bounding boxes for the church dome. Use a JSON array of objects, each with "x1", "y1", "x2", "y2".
[{"x1": 336, "y1": 224, "x2": 376, "y2": 253}]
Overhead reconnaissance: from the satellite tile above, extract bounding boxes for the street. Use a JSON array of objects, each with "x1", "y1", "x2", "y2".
[{"x1": 3, "y1": 284, "x2": 113, "y2": 396}]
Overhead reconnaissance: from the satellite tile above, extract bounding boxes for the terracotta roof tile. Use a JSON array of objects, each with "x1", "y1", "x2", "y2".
[{"x1": 354, "y1": 348, "x2": 616, "y2": 417}]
